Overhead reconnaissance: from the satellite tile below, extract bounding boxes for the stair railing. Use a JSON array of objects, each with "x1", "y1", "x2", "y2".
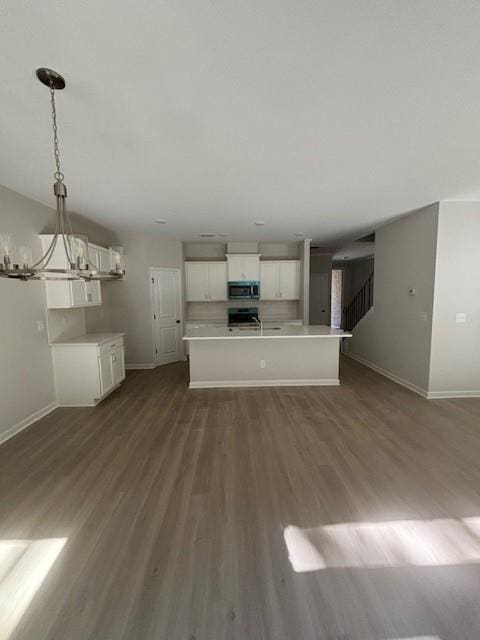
[{"x1": 344, "y1": 272, "x2": 374, "y2": 330}]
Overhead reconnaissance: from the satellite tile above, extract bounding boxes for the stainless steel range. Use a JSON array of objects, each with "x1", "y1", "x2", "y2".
[{"x1": 227, "y1": 307, "x2": 259, "y2": 328}]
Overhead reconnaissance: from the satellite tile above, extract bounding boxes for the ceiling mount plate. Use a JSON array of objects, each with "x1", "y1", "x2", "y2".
[{"x1": 36, "y1": 68, "x2": 65, "y2": 90}]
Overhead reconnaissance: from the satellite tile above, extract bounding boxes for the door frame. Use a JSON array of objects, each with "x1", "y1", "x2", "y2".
[{"x1": 149, "y1": 267, "x2": 184, "y2": 366}]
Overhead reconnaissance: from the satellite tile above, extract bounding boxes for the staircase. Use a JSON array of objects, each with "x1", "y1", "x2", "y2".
[{"x1": 344, "y1": 272, "x2": 374, "y2": 330}]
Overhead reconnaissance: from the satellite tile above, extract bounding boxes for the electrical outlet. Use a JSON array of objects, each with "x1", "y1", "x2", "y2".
[
  {"x1": 456, "y1": 312, "x2": 467, "y2": 324},
  {"x1": 260, "y1": 359, "x2": 266, "y2": 369},
  {"x1": 36, "y1": 319, "x2": 45, "y2": 332}
]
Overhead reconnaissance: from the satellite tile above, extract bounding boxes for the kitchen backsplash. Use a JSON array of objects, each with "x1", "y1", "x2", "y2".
[{"x1": 186, "y1": 300, "x2": 300, "y2": 322}]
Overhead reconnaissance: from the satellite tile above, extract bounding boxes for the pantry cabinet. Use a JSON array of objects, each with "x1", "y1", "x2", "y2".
[
  {"x1": 185, "y1": 261, "x2": 228, "y2": 301},
  {"x1": 260, "y1": 260, "x2": 301, "y2": 300}
]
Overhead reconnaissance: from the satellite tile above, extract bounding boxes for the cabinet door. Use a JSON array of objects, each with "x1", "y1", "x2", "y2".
[
  {"x1": 111, "y1": 347, "x2": 125, "y2": 386},
  {"x1": 85, "y1": 280, "x2": 102, "y2": 306},
  {"x1": 207, "y1": 263, "x2": 227, "y2": 301},
  {"x1": 88, "y1": 246, "x2": 100, "y2": 273},
  {"x1": 243, "y1": 257, "x2": 260, "y2": 281},
  {"x1": 279, "y1": 261, "x2": 301, "y2": 300},
  {"x1": 260, "y1": 262, "x2": 279, "y2": 300},
  {"x1": 185, "y1": 263, "x2": 209, "y2": 301},
  {"x1": 70, "y1": 280, "x2": 88, "y2": 306},
  {"x1": 99, "y1": 352, "x2": 114, "y2": 396},
  {"x1": 227, "y1": 256, "x2": 260, "y2": 281},
  {"x1": 98, "y1": 248, "x2": 111, "y2": 273},
  {"x1": 226, "y1": 256, "x2": 244, "y2": 281}
]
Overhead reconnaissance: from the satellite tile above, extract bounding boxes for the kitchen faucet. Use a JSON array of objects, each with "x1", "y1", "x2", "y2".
[{"x1": 253, "y1": 316, "x2": 263, "y2": 332}]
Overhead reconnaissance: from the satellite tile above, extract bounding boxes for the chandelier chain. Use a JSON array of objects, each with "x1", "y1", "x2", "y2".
[{"x1": 49, "y1": 84, "x2": 64, "y2": 182}]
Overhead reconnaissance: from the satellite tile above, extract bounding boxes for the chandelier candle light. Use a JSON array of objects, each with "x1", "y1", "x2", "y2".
[{"x1": 0, "y1": 68, "x2": 125, "y2": 281}]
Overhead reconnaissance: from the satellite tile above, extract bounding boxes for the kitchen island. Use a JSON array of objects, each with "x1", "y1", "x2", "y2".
[{"x1": 183, "y1": 324, "x2": 351, "y2": 388}]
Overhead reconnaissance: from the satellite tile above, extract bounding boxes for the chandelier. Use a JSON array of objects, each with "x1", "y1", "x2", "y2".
[{"x1": 0, "y1": 68, "x2": 125, "y2": 281}]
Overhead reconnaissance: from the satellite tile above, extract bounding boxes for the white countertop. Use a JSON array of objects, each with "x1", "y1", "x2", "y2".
[
  {"x1": 50, "y1": 332, "x2": 125, "y2": 347},
  {"x1": 183, "y1": 324, "x2": 352, "y2": 341}
]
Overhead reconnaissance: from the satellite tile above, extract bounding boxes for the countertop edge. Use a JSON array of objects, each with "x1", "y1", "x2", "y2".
[
  {"x1": 183, "y1": 333, "x2": 352, "y2": 341},
  {"x1": 50, "y1": 332, "x2": 126, "y2": 347}
]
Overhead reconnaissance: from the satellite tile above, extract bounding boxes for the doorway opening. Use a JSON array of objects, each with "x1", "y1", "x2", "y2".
[{"x1": 330, "y1": 268, "x2": 343, "y2": 329}]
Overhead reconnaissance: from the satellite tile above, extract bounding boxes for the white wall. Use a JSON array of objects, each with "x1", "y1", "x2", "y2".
[
  {"x1": 0, "y1": 186, "x2": 57, "y2": 440},
  {"x1": 0, "y1": 185, "x2": 117, "y2": 441},
  {"x1": 347, "y1": 204, "x2": 439, "y2": 394},
  {"x1": 428, "y1": 202, "x2": 480, "y2": 396},
  {"x1": 87, "y1": 231, "x2": 183, "y2": 366}
]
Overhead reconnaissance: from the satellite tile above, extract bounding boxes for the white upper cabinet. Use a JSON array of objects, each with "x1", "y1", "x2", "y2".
[
  {"x1": 226, "y1": 254, "x2": 260, "y2": 281},
  {"x1": 185, "y1": 261, "x2": 227, "y2": 301},
  {"x1": 40, "y1": 235, "x2": 102, "y2": 309},
  {"x1": 260, "y1": 260, "x2": 301, "y2": 300},
  {"x1": 185, "y1": 262, "x2": 208, "y2": 301},
  {"x1": 259, "y1": 262, "x2": 278, "y2": 300},
  {"x1": 207, "y1": 262, "x2": 228, "y2": 301},
  {"x1": 89, "y1": 243, "x2": 112, "y2": 273},
  {"x1": 279, "y1": 261, "x2": 301, "y2": 299}
]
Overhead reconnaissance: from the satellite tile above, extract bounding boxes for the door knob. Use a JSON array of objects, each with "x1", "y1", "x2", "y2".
[{"x1": 176, "y1": 320, "x2": 181, "y2": 324}]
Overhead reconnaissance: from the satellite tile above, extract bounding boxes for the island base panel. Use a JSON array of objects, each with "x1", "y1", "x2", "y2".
[{"x1": 188, "y1": 338, "x2": 341, "y2": 388}]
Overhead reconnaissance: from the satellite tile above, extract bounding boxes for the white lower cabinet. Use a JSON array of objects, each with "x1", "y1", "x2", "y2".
[
  {"x1": 260, "y1": 260, "x2": 301, "y2": 300},
  {"x1": 51, "y1": 333, "x2": 125, "y2": 406}
]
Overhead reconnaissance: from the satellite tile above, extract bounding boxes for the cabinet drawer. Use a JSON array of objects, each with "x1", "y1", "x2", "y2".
[{"x1": 98, "y1": 337, "x2": 124, "y2": 356}]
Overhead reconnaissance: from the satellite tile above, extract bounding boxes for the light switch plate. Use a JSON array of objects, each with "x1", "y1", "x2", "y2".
[
  {"x1": 36, "y1": 319, "x2": 45, "y2": 332},
  {"x1": 419, "y1": 311, "x2": 427, "y2": 322},
  {"x1": 456, "y1": 312, "x2": 467, "y2": 323}
]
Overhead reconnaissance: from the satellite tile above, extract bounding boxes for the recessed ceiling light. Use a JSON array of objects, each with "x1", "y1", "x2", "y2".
[
  {"x1": 254, "y1": 221, "x2": 265, "y2": 226},
  {"x1": 155, "y1": 219, "x2": 167, "y2": 224}
]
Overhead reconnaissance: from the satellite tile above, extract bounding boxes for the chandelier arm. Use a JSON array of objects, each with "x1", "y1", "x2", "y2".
[
  {"x1": 30, "y1": 200, "x2": 61, "y2": 270},
  {"x1": 64, "y1": 201, "x2": 79, "y2": 265},
  {"x1": 60, "y1": 197, "x2": 75, "y2": 268},
  {"x1": 31, "y1": 231, "x2": 58, "y2": 271}
]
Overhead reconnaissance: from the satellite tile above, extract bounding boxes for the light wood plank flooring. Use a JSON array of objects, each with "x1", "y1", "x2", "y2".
[{"x1": 1, "y1": 357, "x2": 480, "y2": 640}]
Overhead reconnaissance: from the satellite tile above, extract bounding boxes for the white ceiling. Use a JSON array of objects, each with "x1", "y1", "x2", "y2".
[{"x1": 1, "y1": 1, "x2": 480, "y2": 246}]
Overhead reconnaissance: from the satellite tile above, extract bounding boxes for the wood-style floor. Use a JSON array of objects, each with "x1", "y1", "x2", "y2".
[{"x1": 2, "y1": 357, "x2": 480, "y2": 640}]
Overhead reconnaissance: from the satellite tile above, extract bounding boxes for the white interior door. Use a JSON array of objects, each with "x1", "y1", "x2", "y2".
[
  {"x1": 152, "y1": 268, "x2": 183, "y2": 366},
  {"x1": 309, "y1": 273, "x2": 331, "y2": 325}
]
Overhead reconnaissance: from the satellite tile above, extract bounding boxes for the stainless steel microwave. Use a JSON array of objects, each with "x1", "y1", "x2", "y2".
[{"x1": 228, "y1": 281, "x2": 260, "y2": 300}]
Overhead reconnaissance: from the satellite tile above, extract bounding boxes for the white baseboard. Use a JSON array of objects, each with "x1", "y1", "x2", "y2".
[
  {"x1": 0, "y1": 401, "x2": 58, "y2": 446},
  {"x1": 427, "y1": 390, "x2": 480, "y2": 399},
  {"x1": 345, "y1": 352, "x2": 480, "y2": 400},
  {"x1": 344, "y1": 352, "x2": 429, "y2": 398},
  {"x1": 125, "y1": 363, "x2": 156, "y2": 370},
  {"x1": 189, "y1": 378, "x2": 339, "y2": 389}
]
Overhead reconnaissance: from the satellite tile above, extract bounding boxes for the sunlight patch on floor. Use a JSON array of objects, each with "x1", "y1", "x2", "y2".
[
  {"x1": 284, "y1": 518, "x2": 480, "y2": 572},
  {"x1": 0, "y1": 538, "x2": 67, "y2": 640}
]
